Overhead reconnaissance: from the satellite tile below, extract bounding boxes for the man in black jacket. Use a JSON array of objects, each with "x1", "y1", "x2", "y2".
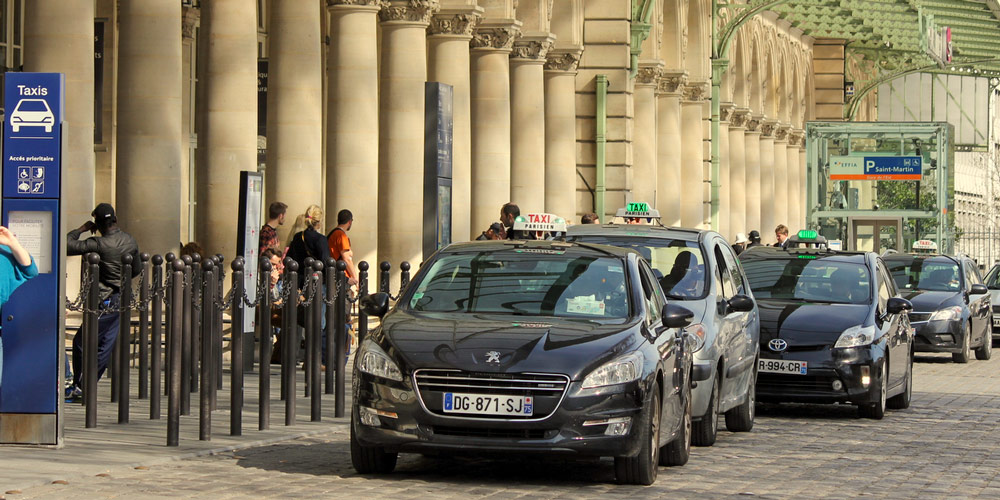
[{"x1": 65, "y1": 203, "x2": 141, "y2": 401}]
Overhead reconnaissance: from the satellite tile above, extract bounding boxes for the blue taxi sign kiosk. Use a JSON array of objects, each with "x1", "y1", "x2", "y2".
[{"x1": 0, "y1": 73, "x2": 65, "y2": 445}]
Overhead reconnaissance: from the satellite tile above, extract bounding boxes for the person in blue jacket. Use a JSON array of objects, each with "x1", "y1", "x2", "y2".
[{"x1": 0, "y1": 225, "x2": 38, "y2": 389}]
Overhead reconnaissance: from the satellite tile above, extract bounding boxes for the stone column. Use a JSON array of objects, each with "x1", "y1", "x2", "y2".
[
  {"x1": 759, "y1": 119, "x2": 776, "y2": 241},
  {"x1": 378, "y1": 0, "x2": 439, "y2": 269},
  {"x1": 728, "y1": 108, "x2": 749, "y2": 239},
  {"x1": 718, "y1": 103, "x2": 733, "y2": 240},
  {"x1": 543, "y1": 49, "x2": 581, "y2": 221},
  {"x1": 198, "y1": 0, "x2": 257, "y2": 259},
  {"x1": 799, "y1": 146, "x2": 807, "y2": 228},
  {"x1": 116, "y1": 0, "x2": 182, "y2": 254},
  {"x1": 428, "y1": 7, "x2": 482, "y2": 241},
  {"x1": 680, "y1": 82, "x2": 707, "y2": 228},
  {"x1": 773, "y1": 124, "x2": 790, "y2": 232},
  {"x1": 633, "y1": 63, "x2": 662, "y2": 207},
  {"x1": 787, "y1": 129, "x2": 804, "y2": 230},
  {"x1": 24, "y1": 0, "x2": 95, "y2": 232},
  {"x1": 744, "y1": 115, "x2": 762, "y2": 234},
  {"x1": 509, "y1": 33, "x2": 555, "y2": 212},
  {"x1": 328, "y1": 0, "x2": 381, "y2": 267},
  {"x1": 265, "y1": 0, "x2": 323, "y2": 244},
  {"x1": 470, "y1": 20, "x2": 520, "y2": 233},
  {"x1": 655, "y1": 71, "x2": 686, "y2": 227}
]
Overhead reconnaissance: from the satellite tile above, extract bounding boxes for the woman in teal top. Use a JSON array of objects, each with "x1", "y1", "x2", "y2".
[{"x1": 0, "y1": 225, "x2": 38, "y2": 389}]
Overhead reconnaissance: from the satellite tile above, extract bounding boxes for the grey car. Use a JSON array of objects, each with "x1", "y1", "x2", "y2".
[
  {"x1": 566, "y1": 220, "x2": 760, "y2": 446},
  {"x1": 979, "y1": 263, "x2": 1000, "y2": 342}
]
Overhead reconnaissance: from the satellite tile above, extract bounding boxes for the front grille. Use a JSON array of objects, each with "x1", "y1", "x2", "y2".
[
  {"x1": 758, "y1": 373, "x2": 841, "y2": 394},
  {"x1": 414, "y1": 369, "x2": 570, "y2": 420},
  {"x1": 908, "y1": 312, "x2": 932, "y2": 323},
  {"x1": 433, "y1": 426, "x2": 551, "y2": 439}
]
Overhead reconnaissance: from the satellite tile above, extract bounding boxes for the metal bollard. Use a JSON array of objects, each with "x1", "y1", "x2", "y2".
[
  {"x1": 399, "y1": 261, "x2": 411, "y2": 295},
  {"x1": 167, "y1": 259, "x2": 185, "y2": 446},
  {"x1": 258, "y1": 258, "x2": 273, "y2": 431},
  {"x1": 190, "y1": 253, "x2": 202, "y2": 393},
  {"x1": 138, "y1": 253, "x2": 151, "y2": 400},
  {"x1": 181, "y1": 255, "x2": 193, "y2": 415},
  {"x1": 231, "y1": 257, "x2": 245, "y2": 436},
  {"x1": 357, "y1": 261, "x2": 369, "y2": 342},
  {"x1": 335, "y1": 260, "x2": 348, "y2": 418},
  {"x1": 163, "y1": 252, "x2": 176, "y2": 397},
  {"x1": 117, "y1": 254, "x2": 134, "y2": 423},
  {"x1": 85, "y1": 253, "x2": 101, "y2": 428},
  {"x1": 282, "y1": 259, "x2": 299, "y2": 425},
  {"x1": 379, "y1": 261, "x2": 391, "y2": 294},
  {"x1": 325, "y1": 258, "x2": 337, "y2": 394},
  {"x1": 215, "y1": 255, "x2": 225, "y2": 393},
  {"x1": 200, "y1": 259, "x2": 215, "y2": 441},
  {"x1": 303, "y1": 256, "x2": 315, "y2": 398},
  {"x1": 150, "y1": 255, "x2": 163, "y2": 419},
  {"x1": 311, "y1": 260, "x2": 324, "y2": 422}
]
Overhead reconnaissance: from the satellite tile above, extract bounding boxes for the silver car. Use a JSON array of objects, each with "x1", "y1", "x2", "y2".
[{"x1": 566, "y1": 219, "x2": 760, "y2": 446}]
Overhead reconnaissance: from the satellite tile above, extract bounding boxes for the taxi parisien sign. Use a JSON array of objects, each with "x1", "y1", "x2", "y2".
[{"x1": 829, "y1": 156, "x2": 922, "y2": 181}]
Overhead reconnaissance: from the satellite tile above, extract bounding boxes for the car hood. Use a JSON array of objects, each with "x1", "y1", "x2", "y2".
[
  {"x1": 378, "y1": 310, "x2": 644, "y2": 380},
  {"x1": 900, "y1": 290, "x2": 962, "y2": 312},
  {"x1": 758, "y1": 300, "x2": 871, "y2": 346}
]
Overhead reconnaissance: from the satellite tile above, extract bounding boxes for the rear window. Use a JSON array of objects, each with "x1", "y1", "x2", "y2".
[
  {"x1": 885, "y1": 257, "x2": 961, "y2": 292},
  {"x1": 404, "y1": 250, "x2": 631, "y2": 319},
  {"x1": 741, "y1": 256, "x2": 872, "y2": 305},
  {"x1": 567, "y1": 235, "x2": 707, "y2": 300}
]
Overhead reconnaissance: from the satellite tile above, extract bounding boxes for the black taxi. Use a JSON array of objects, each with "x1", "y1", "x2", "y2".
[{"x1": 739, "y1": 231, "x2": 914, "y2": 419}]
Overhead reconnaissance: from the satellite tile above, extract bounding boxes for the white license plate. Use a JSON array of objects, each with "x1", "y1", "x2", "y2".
[
  {"x1": 443, "y1": 393, "x2": 533, "y2": 416},
  {"x1": 758, "y1": 358, "x2": 808, "y2": 375},
  {"x1": 993, "y1": 318, "x2": 1000, "y2": 328}
]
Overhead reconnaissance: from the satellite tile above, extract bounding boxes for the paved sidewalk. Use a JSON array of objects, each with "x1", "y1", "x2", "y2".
[{"x1": 2, "y1": 364, "x2": 353, "y2": 493}]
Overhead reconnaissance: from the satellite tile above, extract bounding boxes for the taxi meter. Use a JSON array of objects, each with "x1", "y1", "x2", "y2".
[
  {"x1": 1, "y1": 73, "x2": 66, "y2": 445},
  {"x1": 614, "y1": 202, "x2": 662, "y2": 224}
]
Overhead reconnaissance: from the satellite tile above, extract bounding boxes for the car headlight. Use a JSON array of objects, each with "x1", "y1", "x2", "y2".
[
  {"x1": 684, "y1": 323, "x2": 707, "y2": 353},
  {"x1": 357, "y1": 339, "x2": 403, "y2": 382},
  {"x1": 929, "y1": 306, "x2": 962, "y2": 322},
  {"x1": 581, "y1": 351, "x2": 644, "y2": 389},
  {"x1": 834, "y1": 324, "x2": 877, "y2": 348}
]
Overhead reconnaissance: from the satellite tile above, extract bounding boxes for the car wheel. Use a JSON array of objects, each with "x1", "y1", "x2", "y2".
[
  {"x1": 692, "y1": 375, "x2": 719, "y2": 447},
  {"x1": 887, "y1": 352, "x2": 912, "y2": 410},
  {"x1": 725, "y1": 364, "x2": 756, "y2": 432},
  {"x1": 350, "y1": 414, "x2": 398, "y2": 474},
  {"x1": 954, "y1": 324, "x2": 972, "y2": 363},
  {"x1": 976, "y1": 327, "x2": 992, "y2": 360},
  {"x1": 660, "y1": 381, "x2": 691, "y2": 467},
  {"x1": 614, "y1": 381, "x2": 660, "y2": 485},
  {"x1": 859, "y1": 360, "x2": 887, "y2": 420}
]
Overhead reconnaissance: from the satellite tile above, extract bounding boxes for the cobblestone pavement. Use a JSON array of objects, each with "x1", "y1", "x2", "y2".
[{"x1": 9, "y1": 351, "x2": 1000, "y2": 499}]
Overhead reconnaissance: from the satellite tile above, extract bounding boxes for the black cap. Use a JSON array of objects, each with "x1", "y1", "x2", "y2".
[
  {"x1": 748, "y1": 230, "x2": 761, "y2": 241},
  {"x1": 92, "y1": 203, "x2": 116, "y2": 223}
]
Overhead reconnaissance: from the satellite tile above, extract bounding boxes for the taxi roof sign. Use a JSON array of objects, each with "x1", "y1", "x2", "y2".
[
  {"x1": 513, "y1": 213, "x2": 567, "y2": 233},
  {"x1": 614, "y1": 202, "x2": 661, "y2": 220},
  {"x1": 912, "y1": 239, "x2": 938, "y2": 251},
  {"x1": 797, "y1": 229, "x2": 818, "y2": 240}
]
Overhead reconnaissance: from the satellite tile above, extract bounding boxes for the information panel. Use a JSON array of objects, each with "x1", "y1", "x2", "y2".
[{"x1": 829, "y1": 156, "x2": 922, "y2": 181}]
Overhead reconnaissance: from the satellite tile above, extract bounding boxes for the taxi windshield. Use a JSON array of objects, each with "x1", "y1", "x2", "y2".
[
  {"x1": 405, "y1": 250, "x2": 631, "y2": 319},
  {"x1": 741, "y1": 257, "x2": 872, "y2": 305},
  {"x1": 565, "y1": 236, "x2": 706, "y2": 300},
  {"x1": 885, "y1": 257, "x2": 961, "y2": 292}
]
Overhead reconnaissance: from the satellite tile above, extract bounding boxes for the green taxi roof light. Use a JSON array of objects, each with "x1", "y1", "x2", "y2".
[
  {"x1": 797, "y1": 254, "x2": 818, "y2": 259},
  {"x1": 627, "y1": 202, "x2": 650, "y2": 212},
  {"x1": 797, "y1": 230, "x2": 818, "y2": 240}
]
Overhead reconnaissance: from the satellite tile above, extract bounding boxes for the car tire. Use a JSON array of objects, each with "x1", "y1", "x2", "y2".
[
  {"x1": 660, "y1": 381, "x2": 691, "y2": 467},
  {"x1": 887, "y1": 352, "x2": 912, "y2": 410},
  {"x1": 614, "y1": 381, "x2": 660, "y2": 485},
  {"x1": 954, "y1": 324, "x2": 972, "y2": 363},
  {"x1": 725, "y1": 365, "x2": 756, "y2": 432},
  {"x1": 692, "y1": 375, "x2": 719, "y2": 447},
  {"x1": 976, "y1": 327, "x2": 992, "y2": 360},
  {"x1": 859, "y1": 360, "x2": 887, "y2": 420},
  {"x1": 350, "y1": 415, "x2": 398, "y2": 474}
]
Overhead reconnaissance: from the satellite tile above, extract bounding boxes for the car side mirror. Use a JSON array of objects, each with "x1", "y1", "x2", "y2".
[
  {"x1": 886, "y1": 297, "x2": 913, "y2": 315},
  {"x1": 661, "y1": 303, "x2": 694, "y2": 329},
  {"x1": 360, "y1": 292, "x2": 390, "y2": 318},
  {"x1": 727, "y1": 294, "x2": 755, "y2": 313},
  {"x1": 971, "y1": 284, "x2": 989, "y2": 295}
]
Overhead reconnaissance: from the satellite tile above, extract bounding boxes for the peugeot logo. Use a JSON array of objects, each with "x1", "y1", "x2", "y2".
[
  {"x1": 485, "y1": 351, "x2": 501, "y2": 364},
  {"x1": 768, "y1": 339, "x2": 788, "y2": 352}
]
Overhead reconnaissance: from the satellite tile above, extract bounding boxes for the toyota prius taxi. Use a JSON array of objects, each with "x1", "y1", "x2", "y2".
[
  {"x1": 739, "y1": 231, "x2": 914, "y2": 419},
  {"x1": 352, "y1": 231, "x2": 699, "y2": 485}
]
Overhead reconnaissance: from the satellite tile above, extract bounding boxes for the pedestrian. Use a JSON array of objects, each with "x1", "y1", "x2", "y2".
[
  {"x1": 179, "y1": 241, "x2": 204, "y2": 259},
  {"x1": 500, "y1": 202, "x2": 521, "y2": 239},
  {"x1": 65, "y1": 203, "x2": 141, "y2": 402},
  {"x1": 773, "y1": 224, "x2": 790, "y2": 248},
  {"x1": 286, "y1": 205, "x2": 330, "y2": 365},
  {"x1": 327, "y1": 209, "x2": 358, "y2": 286},
  {"x1": 581, "y1": 213, "x2": 600, "y2": 224},
  {"x1": 746, "y1": 230, "x2": 763, "y2": 249},
  {"x1": 476, "y1": 222, "x2": 505, "y2": 240},
  {"x1": 260, "y1": 201, "x2": 287, "y2": 255},
  {"x1": 0, "y1": 226, "x2": 37, "y2": 390},
  {"x1": 732, "y1": 232, "x2": 750, "y2": 255},
  {"x1": 260, "y1": 247, "x2": 287, "y2": 364}
]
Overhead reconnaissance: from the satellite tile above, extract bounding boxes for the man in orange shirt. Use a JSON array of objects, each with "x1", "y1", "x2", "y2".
[{"x1": 328, "y1": 209, "x2": 358, "y2": 286}]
